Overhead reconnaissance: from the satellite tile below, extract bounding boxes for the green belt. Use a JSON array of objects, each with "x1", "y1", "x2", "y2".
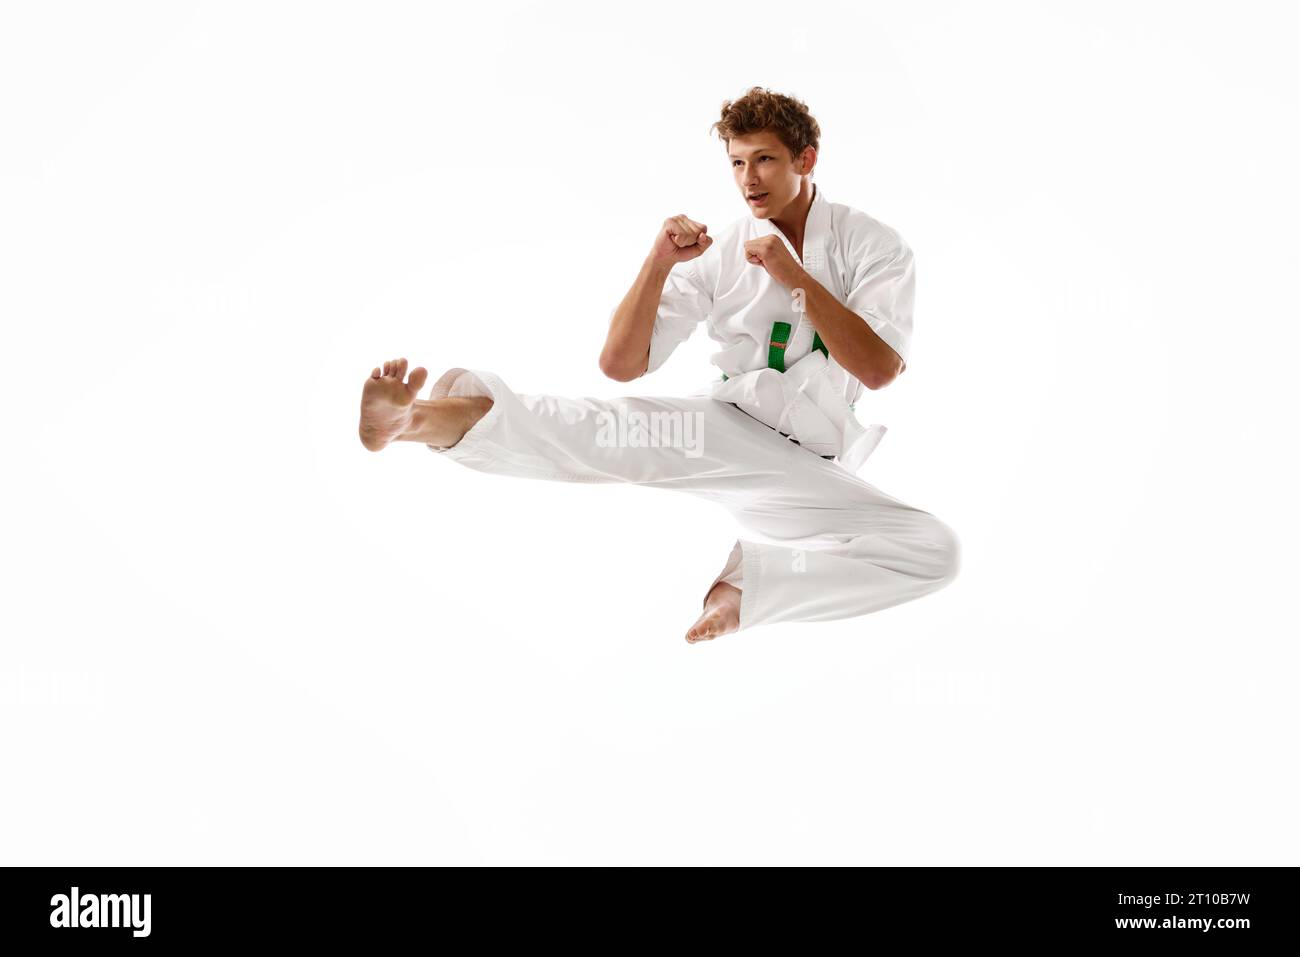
[
  {"x1": 720, "y1": 324, "x2": 855, "y2": 412},
  {"x1": 721, "y1": 321, "x2": 826, "y2": 377}
]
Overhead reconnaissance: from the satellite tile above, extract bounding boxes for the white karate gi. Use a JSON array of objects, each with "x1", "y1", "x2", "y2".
[
  {"x1": 426, "y1": 184, "x2": 959, "y2": 632},
  {"x1": 650, "y1": 183, "x2": 913, "y2": 473}
]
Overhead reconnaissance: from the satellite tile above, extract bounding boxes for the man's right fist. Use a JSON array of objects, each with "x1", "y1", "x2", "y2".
[{"x1": 651, "y1": 215, "x2": 712, "y2": 266}]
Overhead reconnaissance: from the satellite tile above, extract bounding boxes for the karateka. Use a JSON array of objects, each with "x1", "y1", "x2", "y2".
[{"x1": 357, "y1": 86, "x2": 960, "y2": 643}]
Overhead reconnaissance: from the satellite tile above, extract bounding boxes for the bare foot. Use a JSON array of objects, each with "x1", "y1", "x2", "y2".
[
  {"x1": 359, "y1": 358, "x2": 428, "y2": 451},
  {"x1": 686, "y1": 581, "x2": 741, "y2": 644}
]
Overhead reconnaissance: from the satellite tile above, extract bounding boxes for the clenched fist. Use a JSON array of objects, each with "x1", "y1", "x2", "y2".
[
  {"x1": 743, "y1": 234, "x2": 804, "y2": 287},
  {"x1": 650, "y1": 214, "x2": 713, "y2": 266}
]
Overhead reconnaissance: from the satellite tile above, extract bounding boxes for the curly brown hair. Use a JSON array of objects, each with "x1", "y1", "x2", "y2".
[{"x1": 709, "y1": 87, "x2": 821, "y2": 163}]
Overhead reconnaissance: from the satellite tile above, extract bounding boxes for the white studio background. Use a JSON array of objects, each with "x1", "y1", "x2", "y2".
[{"x1": 2, "y1": 1, "x2": 1297, "y2": 865}]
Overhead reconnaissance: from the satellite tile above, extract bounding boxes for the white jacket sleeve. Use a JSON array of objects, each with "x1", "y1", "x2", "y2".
[
  {"x1": 844, "y1": 241, "x2": 915, "y2": 366},
  {"x1": 645, "y1": 260, "x2": 712, "y2": 375}
]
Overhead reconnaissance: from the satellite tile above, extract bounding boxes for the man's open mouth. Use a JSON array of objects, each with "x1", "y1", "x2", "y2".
[{"x1": 748, "y1": 192, "x2": 769, "y2": 203}]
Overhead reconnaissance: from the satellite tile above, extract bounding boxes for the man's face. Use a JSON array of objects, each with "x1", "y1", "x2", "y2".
[{"x1": 728, "y1": 130, "x2": 812, "y2": 220}]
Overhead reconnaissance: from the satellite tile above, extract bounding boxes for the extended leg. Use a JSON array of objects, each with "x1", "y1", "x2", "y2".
[{"x1": 358, "y1": 358, "x2": 493, "y2": 451}]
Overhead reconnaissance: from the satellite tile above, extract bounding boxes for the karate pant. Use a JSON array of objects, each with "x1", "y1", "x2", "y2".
[{"x1": 426, "y1": 368, "x2": 960, "y2": 632}]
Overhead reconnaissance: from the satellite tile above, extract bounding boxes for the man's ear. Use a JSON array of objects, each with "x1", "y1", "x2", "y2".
[{"x1": 799, "y1": 146, "x2": 817, "y2": 175}]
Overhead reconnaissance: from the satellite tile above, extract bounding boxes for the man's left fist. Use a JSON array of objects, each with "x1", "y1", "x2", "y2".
[{"x1": 743, "y1": 235, "x2": 804, "y2": 287}]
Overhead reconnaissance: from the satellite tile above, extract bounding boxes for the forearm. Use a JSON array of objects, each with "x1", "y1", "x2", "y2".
[
  {"x1": 600, "y1": 255, "x2": 673, "y2": 381},
  {"x1": 796, "y1": 270, "x2": 904, "y2": 389}
]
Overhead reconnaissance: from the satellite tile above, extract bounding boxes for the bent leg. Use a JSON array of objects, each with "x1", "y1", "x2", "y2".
[
  {"x1": 724, "y1": 512, "x2": 960, "y2": 630},
  {"x1": 706, "y1": 450, "x2": 961, "y2": 632}
]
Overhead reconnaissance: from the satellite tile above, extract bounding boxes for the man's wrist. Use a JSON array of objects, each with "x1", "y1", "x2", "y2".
[
  {"x1": 643, "y1": 253, "x2": 676, "y2": 277},
  {"x1": 780, "y1": 263, "x2": 812, "y2": 289}
]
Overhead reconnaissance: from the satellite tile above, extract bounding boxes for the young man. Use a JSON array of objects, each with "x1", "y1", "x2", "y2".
[{"x1": 357, "y1": 87, "x2": 959, "y2": 643}]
